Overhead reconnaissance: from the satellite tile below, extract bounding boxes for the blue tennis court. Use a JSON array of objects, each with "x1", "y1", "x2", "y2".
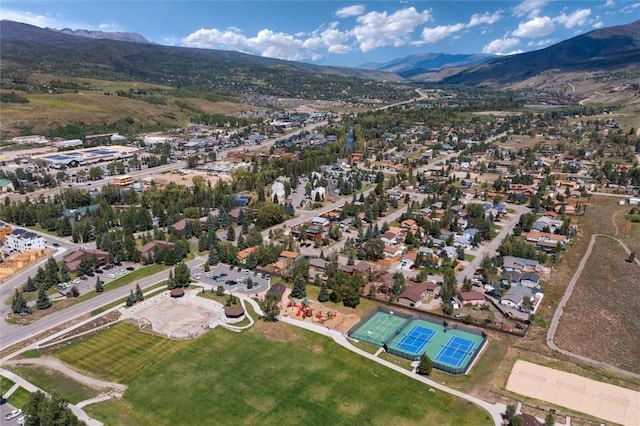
[
  {"x1": 395, "y1": 325, "x2": 435, "y2": 355},
  {"x1": 435, "y1": 336, "x2": 476, "y2": 368}
]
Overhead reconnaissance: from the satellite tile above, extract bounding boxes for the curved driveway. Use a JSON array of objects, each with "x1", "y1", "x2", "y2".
[{"x1": 546, "y1": 234, "x2": 640, "y2": 379}]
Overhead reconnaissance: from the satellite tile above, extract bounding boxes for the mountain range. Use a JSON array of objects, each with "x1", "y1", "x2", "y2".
[
  {"x1": 1, "y1": 19, "x2": 639, "y2": 94},
  {"x1": 51, "y1": 28, "x2": 152, "y2": 44}
]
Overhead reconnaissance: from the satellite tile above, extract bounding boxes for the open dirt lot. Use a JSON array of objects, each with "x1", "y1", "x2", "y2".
[
  {"x1": 553, "y1": 196, "x2": 640, "y2": 374},
  {"x1": 554, "y1": 236, "x2": 640, "y2": 373},
  {"x1": 507, "y1": 360, "x2": 640, "y2": 426}
]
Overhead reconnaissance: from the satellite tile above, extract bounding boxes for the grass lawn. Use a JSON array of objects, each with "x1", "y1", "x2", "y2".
[
  {"x1": 1, "y1": 376, "x2": 15, "y2": 394},
  {"x1": 8, "y1": 387, "x2": 31, "y2": 409},
  {"x1": 6, "y1": 365, "x2": 99, "y2": 404},
  {"x1": 56, "y1": 322, "x2": 491, "y2": 426}
]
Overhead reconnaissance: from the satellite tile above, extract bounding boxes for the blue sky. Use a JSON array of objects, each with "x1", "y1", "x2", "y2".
[{"x1": 2, "y1": 1, "x2": 638, "y2": 66}]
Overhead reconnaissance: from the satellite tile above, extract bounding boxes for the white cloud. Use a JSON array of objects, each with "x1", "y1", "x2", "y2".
[
  {"x1": 592, "y1": 21, "x2": 604, "y2": 28},
  {"x1": 417, "y1": 10, "x2": 501, "y2": 44},
  {"x1": 621, "y1": 2, "x2": 640, "y2": 13},
  {"x1": 303, "y1": 23, "x2": 352, "y2": 54},
  {"x1": 0, "y1": 9, "x2": 59, "y2": 28},
  {"x1": 555, "y1": 9, "x2": 591, "y2": 28},
  {"x1": 98, "y1": 23, "x2": 121, "y2": 31},
  {"x1": 605, "y1": 0, "x2": 615, "y2": 6},
  {"x1": 335, "y1": 5, "x2": 365, "y2": 18},
  {"x1": 420, "y1": 23, "x2": 465, "y2": 43},
  {"x1": 183, "y1": 27, "x2": 308, "y2": 61},
  {"x1": 512, "y1": 0, "x2": 549, "y2": 18},
  {"x1": 527, "y1": 38, "x2": 554, "y2": 47},
  {"x1": 352, "y1": 7, "x2": 432, "y2": 51},
  {"x1": 482, "y1": 37, "x2": 521, "y2": 54},
  {"x1": 512, "y1": 16, "x2": 555, "y2": 37},
  {"x1": 468, "y1": 11, "x2": 502, "y2": 27}
]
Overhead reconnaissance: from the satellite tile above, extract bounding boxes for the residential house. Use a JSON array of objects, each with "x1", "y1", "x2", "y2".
[
  {"x1": 440, "y1": 246, "x2": 458, "y2": 259},
  {"x1": 309, "y1": 257, "x2": 328, "y2": 273},
  {"x1": 381, "y1": 231, "x2": 399, "y2": 245},
  {"x1": 520, "y1": 272, "x2": 541, "y2": 288},
  {"x1": 400, "y1": 252, "x2": 417, "y2": 269},
  {"x1": 138, "y1": 240, "x2": 175, "y2": 261},
  {"x1": 311, "y1": 217, "x2": 331, "y2": 228},
  {"x1": 502, "y1": 256, "x2": 540, "y2": 272},
  {"x1": 64, "y1": 248, "x2": 110, "y2": 273},
  {"x1": 237, "y1": 246, "x2": 259, "y2": 264},
  {"x1": 500, "y1": 286, "x2": 544, "y2": 313},
  {"x1": 458, "y1": 291, "x2": 485, "y2": 306},
  {"x1": 279, "y1": 250, "x2": 300, "y2": 263},
  {"x1": 398, "y1": 282, "x2": 438, "y2": 307},
  {"x1": 462, "y1": 228, "x2": 480, "y2": 242},
  {"x1": 170, "y1": 218, "x2": 189, "y2": 234},
  {"x1": 383, "y1": 245, "x2": 403, "y2": 258},
  {"x1": 352, "y1": 261, "x2": 372, "y2": 275}
]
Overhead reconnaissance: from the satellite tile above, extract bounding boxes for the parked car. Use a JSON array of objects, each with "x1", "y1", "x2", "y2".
[
  {"x1": 219, "y1": 273, "x2": 228, "y2": 277},
  {"x1": 454, "y1": 313, "x2": 465, "y2": 319},
  {"x1": 126, "y1": 266, "x2": 135, "y2": 271},
  {"x1": 107, "y1": 274, "x2": 116, "y2": 279},
  {"x1": 94, "y1": 269, "x2": 103, "y2": 274},
  {"x1": 225, "y1": 280, "x2": 236, "y2": 285},
  {"x1": 5, "y1": 409, "x2": 22, "y2": 420},
  {"x1": 56, "y1": 283, "x2": 68, "y2": 291},
  {"x1": 264, "y1": 274, "x2": 271, "y2": 280},
  {"x1": 52, "y1": 242, "x2": 60, "y2": 247},
  {"x1": 193, "y1": 274, "x2": 201, "y2": 279},
  {"x1": 17, "y1": 416, "x2": 25, "y2": 425}
]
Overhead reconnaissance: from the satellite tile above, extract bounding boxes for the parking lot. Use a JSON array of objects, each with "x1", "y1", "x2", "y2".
[
  {"x1": 191, "y1": 264, "x2": 271, "y2": 295},
  {"x1": 52, "y1": 261, "x2": 139, "y2": 299},
  {"x1": 1, "y1": 403, "x2": 24, "y2": 426}
]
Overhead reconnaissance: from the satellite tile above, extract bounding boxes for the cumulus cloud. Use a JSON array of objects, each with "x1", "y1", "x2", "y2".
[
  {"x1": 420, "y1": 23, "x2": 466, "y2": 43},
  {"x1": 417, "y1": 10, "x2": 501, "y2": 44},
  {"x1": 335, "y1": 5, "x2": 365, "y2": 18},
  {"x1": 468, "y1": 11, "x2": 502, "y2": 27},
  {"x1": 0, "y1": 8, "x2": 59, "y2": 28},
  {"x1": 183, "y1": 21, "x2": 353, "y2": 61},
  {"x1": 512, "y1": 16, "x2": 555, "y2": 37},
  {"x1": 352, "y1": 7, "x2": 432, "y2": 51},
  {"x1": 512, "y1": 0, "x2": 549, "y2": 18},
  {"x1": 482, "y1": 37, "x2": 521, "y2": 55},
  {"x1": 98, "y1": 23, "x2": 121, "y2": 31},
  {"x1": 605, "y1": 0, "x2": 615, "y2": 5},
  {"x1": 592, "y1": 21, "x2": 604, "y2": 28},
  {"x1": 555, "y1": 9, "x2": 591, "y2": 28}
]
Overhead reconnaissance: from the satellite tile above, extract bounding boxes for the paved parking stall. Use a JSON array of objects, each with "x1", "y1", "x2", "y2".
[{"x1": 191, "y1": 264, "x2": 271, "y2": 295}]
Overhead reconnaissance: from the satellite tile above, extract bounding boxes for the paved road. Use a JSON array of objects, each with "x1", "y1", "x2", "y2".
[
  {"x1": 456, "y1": 203, "x2": 530, "y2": 284},
  {"x1": 0, "y1": 256, "x2": 205, "y2": 350},
  {"x1": 546, "y1": 233, "x2": 640, "y2": 379}
]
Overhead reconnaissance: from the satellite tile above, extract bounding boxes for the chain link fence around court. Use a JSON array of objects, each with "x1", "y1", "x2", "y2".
[{"x1": 349, "y1": 306, "x2": 487, "y2": 375}]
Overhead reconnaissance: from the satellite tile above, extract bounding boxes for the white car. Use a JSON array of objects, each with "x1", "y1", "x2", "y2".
[
  {"x1": 107, "y1": 273, "x2": 116, "y2": 279},
  {"x1": 72, "y1": 278, "x2": 80, "y2": 284},
  {"x1": 5, "y1": 409, "x2": 22, "y2": 420},
  {"x1": 17, "y1": 416, "x2": 26, "y2": 425}
]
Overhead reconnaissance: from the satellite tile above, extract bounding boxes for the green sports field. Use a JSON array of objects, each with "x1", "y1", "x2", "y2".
[{"x1": 54, "y1": 322, "x2": 491, "y2": 426}]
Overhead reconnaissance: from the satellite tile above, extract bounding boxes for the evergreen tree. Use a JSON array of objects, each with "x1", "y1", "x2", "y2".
[
  {"x1": 25, "y1": 276, "x2": 37, "y2": 292},
  {"x1": 416, "y1": 354, "x2": 433, "y2": 375},
  {"x1": 167, "y1": 269, "x2": 175, "y2": 289},
  {"x1": 12, "y1": 289, "x2": 30, "y2": 314},
  {"x1": 208, "y1": 246, "x2": 219, "y2": 265},
  {"x1": 95, "y1": 276, "x2": 104, "y2": 293},
  {"x1": 317, "y1": 284, "x2": 330, "y2": 302},
  {"x1": 227, "y1": 226, "x2": 236, "y2": 242},
  {"x1": 36, "y1": 285, "x2": 52, "y2": 310},
  {"x1": 135, "y1": 284, "x2": 144, "y2": 302},
  {"x1": 126, "y1": 289, "x2": 135, "y2": 307},
  {"x1": 290, "y1": 275, "x2": 307, "y2": 299}
]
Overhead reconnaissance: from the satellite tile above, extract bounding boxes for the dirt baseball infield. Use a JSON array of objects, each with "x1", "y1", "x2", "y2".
[{"x1": 506, "y1": 360, "x2": 640, "y2": 425}]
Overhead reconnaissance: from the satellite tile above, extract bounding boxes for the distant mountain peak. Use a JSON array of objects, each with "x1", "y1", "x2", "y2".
[{"x1": 50, "y1": 27, "x2": 152, "y2": 44}]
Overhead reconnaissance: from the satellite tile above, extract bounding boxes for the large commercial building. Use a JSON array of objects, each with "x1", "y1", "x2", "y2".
[{"x1": 3, "y1": 229, "x2": 46, "y2": 254}]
